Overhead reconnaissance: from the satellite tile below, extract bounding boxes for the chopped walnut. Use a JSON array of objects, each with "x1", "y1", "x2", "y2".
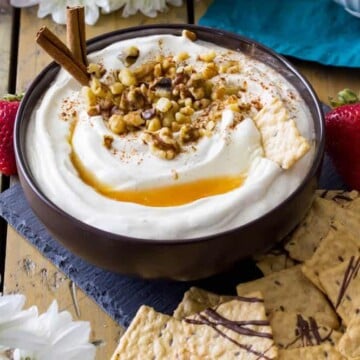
[
  {"x1": 109, "y1": 114, "x2": 126, "y2": 134},
  {"x1": 122, "y1": 46, "x2": 140, "y2": 67},
  {"x1": 87, "y1": 63, "x2": 105, "y2": 78},
  {"x1": 103, "y1": 135, "x2": 114, "y2": 149},
  {"x1": 119, "y1": 69, "x2": 137, "y2": 86},
  {"x1": 182, "y1": 29, "x2": 197, "y2": 41},
  {"x1": 179, "y1": 124, "x2": 200, "y2": 144},
  {"x1": 142, "y1": 128, "x2": 180, "y2": 160},
  {"x1": 123, "y1": 111, "x2": 144, "y2": 127},
  {"x1": 198, "y1": 51, "x2": 216, "y2": 63},
  {"x1": 202, "y1": 63, "x2": 218, "y2": 80}
]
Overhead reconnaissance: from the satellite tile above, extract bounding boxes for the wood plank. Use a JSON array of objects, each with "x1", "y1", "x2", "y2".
[
  {"x1": 0, "y1": 0, "x2": 12, "y2": 95},
  {"x1": 295, "y1": 61, "x2": 360, "y2": 105},
  {"x1": 0, "y1": 0, "x2": 13, "y2": 287}
]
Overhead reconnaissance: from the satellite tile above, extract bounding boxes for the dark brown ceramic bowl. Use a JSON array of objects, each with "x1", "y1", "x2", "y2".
[{"x1": 14, "y1": 25, "x2": 324, "y2": 280}]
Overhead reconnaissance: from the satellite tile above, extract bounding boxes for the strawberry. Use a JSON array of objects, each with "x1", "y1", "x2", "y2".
[
  {"x1": 325, "y1": 89, "x2": 360, "y2": 189},
  {"x1": 0, "y1": 94, "x2": 22, "y2": 176}
]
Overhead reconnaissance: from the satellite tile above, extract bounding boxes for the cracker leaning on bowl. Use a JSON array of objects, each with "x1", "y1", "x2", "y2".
[{"x1": 112, "y1": 191, "x2": 360, "y2": 358}]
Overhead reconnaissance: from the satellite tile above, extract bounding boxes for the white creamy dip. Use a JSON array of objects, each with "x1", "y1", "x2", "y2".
[{"x1": 26, "y1": 34, "x2": 315, "y2": 239}]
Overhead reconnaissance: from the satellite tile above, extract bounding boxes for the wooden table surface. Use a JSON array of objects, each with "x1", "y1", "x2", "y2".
[{"x1": 0, "y1": 1, "x2": 360, "y2": 359}]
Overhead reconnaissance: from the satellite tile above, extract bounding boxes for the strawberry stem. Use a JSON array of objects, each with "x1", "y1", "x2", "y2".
[
  {"x1": 2, "y1": 93, "x2": 24, "y2": 102},
  {"x1": 329, "y1": 88, "x2": 359, "y2": 108}
]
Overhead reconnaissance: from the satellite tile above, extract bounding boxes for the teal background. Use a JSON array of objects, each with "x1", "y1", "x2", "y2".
[{"x1": 199, "y1": 0, "x2": 360, "y2": 67}]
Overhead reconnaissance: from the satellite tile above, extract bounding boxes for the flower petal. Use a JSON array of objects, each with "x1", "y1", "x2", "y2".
[
  {"x1": 50, "y1": 322, "x2": 91, "y2": 347},
  {"x1": 37, "y1": 301, "x2": 72, "y2": 335},
  {"x1": 10, "y1": 0, "x2": 39, "y2": 7},
  {"x1": 0, "y1": 306, "x2": 38, "y2": 331},
  {"x1": 83, "y1": 3, "x2": 101, "y2": 25},
  {"x1": 0, "y1": 297, "x2": 95, "y2": 359},
  {"x1": 0, "y1": 295, "x2": 26, "y2": 321},
  {"x1": 167, "y1": 0, "x2": 182, "y2": 6},
  {"x1": 99, "y1": 0, "x2": 126, "y2": 13},
  {"x1": 121, "y1": 0, "x2": 180, "y2": 18},
  {"x1": 0, "y1": 328, "x2": 46, "y2": 351}
]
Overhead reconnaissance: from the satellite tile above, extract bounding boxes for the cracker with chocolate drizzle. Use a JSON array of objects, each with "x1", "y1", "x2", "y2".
[
  {"x1": 183, "y1": 294, "x2": 277, "y2": 359},
  {"x1": 236, "y1": 266, "x2": 339, "y2": 330},
  {"x1": 173, "y1": 286, "x2": 235, "y2": 320},
  {"x1": 268, "y1": 311, "x2": 342, "y2": 350},
  {"x1": 302, "y1": 221, "x2": 360, "y2": 292},
  {"x1": 254, "y1": 191, "x2": 360, "y2": 274},
  {"x1": 111, "y1": 292, "x2": 278, "y2": 360},
  {"x1": 173, "y1": 286, "x2": 342, "y2": 351},
  {"x1": 285, "y1": 197, "x2": 360, "y2": 262},
  {"x1": 319, "y1": 255, "x2": 360, "y2": 326},
  {"x1": 317, "y1": 189, "x2": 360, "y2": 211}
]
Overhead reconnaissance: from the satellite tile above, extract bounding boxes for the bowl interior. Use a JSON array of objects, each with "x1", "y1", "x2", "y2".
[{"x1": 15, "y1": 24, "x2": 324, "y2": 245}]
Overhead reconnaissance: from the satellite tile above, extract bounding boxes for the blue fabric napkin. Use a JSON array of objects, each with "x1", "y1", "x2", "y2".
[{"x1": 199, "y1": 0, "x2": 360, "y2": 67}]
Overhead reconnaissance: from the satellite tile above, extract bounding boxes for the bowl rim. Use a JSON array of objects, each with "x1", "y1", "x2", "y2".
[{"x1": 15, "y1": 23, "x2": 325, "y2": 246}]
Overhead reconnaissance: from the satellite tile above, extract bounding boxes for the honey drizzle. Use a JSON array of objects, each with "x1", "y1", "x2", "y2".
[{"x1": 69, "y1": 121, "x2": 244, "y2": 207}]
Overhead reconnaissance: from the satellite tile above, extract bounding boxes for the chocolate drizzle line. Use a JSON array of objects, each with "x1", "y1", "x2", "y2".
[
  {"x1": 336, "y1": 256, "x2": 360, "y2": 309},
  {"x1": 285, "y1": 315, "x2": 333, "y2": 349},
  {"x1": 235, "y1": 295, "x2": 265, "y2": 303},
  {"x1": 265, "y1": 245, "x2": 300, "y2": 266},
  {"x1": 333, "y1": 194, "x2": 353, "y2": 202},
  {"x1": 204, "y1": 308, "x2": 272, "y2": 337},
  {"x1": 185, "y1": 307, "x2": 273, "y2": 360},
  {"x1": 308, "y1": 317, "x2": 323, "y2": 344},
  {"x1": 319, "y1": 190, "x2": 329, "y2": 198},
  {"x1": 319, "y1": 190, "x2": 353, "y2": 202}
]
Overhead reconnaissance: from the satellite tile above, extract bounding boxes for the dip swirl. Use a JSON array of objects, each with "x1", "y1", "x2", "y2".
[{"x1": 26, "y1": 33, "x2": 314, "y2": 239}]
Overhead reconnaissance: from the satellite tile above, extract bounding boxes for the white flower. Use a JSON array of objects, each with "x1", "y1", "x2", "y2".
[
  {"x1": 97, "y1": 0, "x2": 126, "y2": 13},
  {"x1": 10, "y1": 0, "x2": 183, "y2": 24},
  {"x1": 0, "y1": 295, "x2": 96, "y2": 360},
  {"x1": 28, "y1": 301, "x2": 96, "y2": 360},
  {"x1": 0, "y1": 295, "x2": 44, "y2": 352},
  {"x1": 10, "y1": 0, "x2": 107, "y2": 25},
  {"x1": 37, "y1": 1, "x2": 106, "y2": 26},
  {"x1": 103, "y1": 0, "x2": 183, "y2": 18}
]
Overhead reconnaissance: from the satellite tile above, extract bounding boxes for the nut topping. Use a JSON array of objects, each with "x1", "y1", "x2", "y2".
[
  {"x1": 82, "y1": 30, "x2": 253, "y2": 160},
  {"x1": 182, "y1": 29, "x2": 197, "y2": 41},
  {"x1": 141, "y1": 108, "x2": 156, "y2": 120},
  {"x1": 122, "y1": 46, "x2": 140, "y2": 67}
]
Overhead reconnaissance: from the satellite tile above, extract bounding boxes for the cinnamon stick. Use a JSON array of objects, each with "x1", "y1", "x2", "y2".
[
  {"x1": 36, "y1": 26, "x2": 89, "y2": 86},
  {"x1": 66, "y1": 6, "x2": 87, "y2": 66}
]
